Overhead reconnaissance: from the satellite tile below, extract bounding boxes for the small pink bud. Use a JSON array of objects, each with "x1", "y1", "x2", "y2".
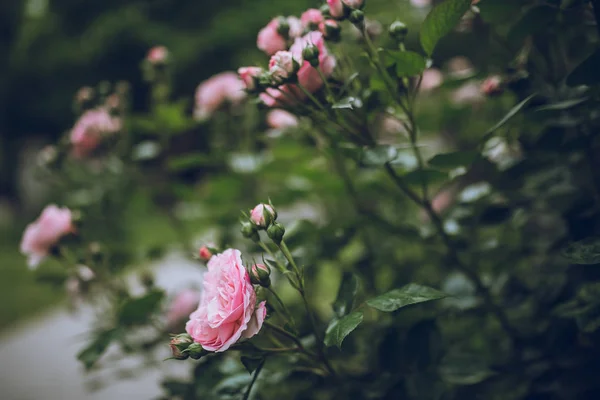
[
  {"x1": 269, "y1": 51, "x2": 299, "y2": 83},
  {"x1": 327, "y1": 0, "x2": 345, "y2": 19},
  {"x1": 169, "y1": 333, "x2": 193, "y2": 360},
  {"x1": 237, "y1": 66, "x2": 264, "y2": 92},
  {"x1": 301, "y1": 8, "x2": 324, "y2": 30},
  {"x1": 198, "y1": 246, "x2": 213, "y2": 261},
  {"x1": 250, "y1": 203, "x2": 277, "y2": 228},
  {"x1": 343, "y1": 0, "x2": 365, "y2": 9},
  {"x1": 319, "y1": 19, "x2": 341, "y2": 41},
  {"x1": 250, "y1": 263, "x2": 271, "y2": 287},
  {"x1": 481, "y1": 75, "x2": 504, "y2": 96},
  {"x1": 147, "y1": 46, "x2": 168, "y2": 64}
]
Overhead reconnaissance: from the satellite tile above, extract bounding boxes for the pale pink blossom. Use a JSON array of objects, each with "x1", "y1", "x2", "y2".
[
  {"x1": 237, "y1": 67, "x2": 264, "y2": 92},
  {"x1": 250, "y1": 203, "x2": 276, "y2": 228},
  {"x1": 420, "y1": 68, "x2": 444, "y2": 92},
  {"x1": 451, "y1": 82, "x2": 485, "y2": 105},
  {"x1": 327, "y1": 0, "x2": 344, "y2": 18},
  {"x1": 267, "y1": 109, "x2": 299, "y2": 129},
  {"x1": 343, "y1": 0, "x2": 364, "y2": 9},
  {"x1": 20, "y1": 205, "x2": 74, "y2": 269},
  {"x1": 301, "y1": 9, "x2": 324, "y2": 29},
  {"x1": 147, "y1": 46, "x2": 168, "y2": 64},
  {"x1": 185, "y1": 249, "x2": 265, "y2": 352},
  {"x1": 260, "y1": 32, "x2": 336, "y2": 106},
  {"x1": 269, "y1": 51, "x2": 298, "y2": 83},
  {"x1": 167, "y1": 289, "x2": 201, "y2": 327},
  {"x1": 70, "y1": 108, "x2": 121, "y2": 158},
  {"x1": 257, "y1": 17, "x2": 302, "y2": 56},
  {"x1": 481, "y1": 75, "x2": 503, "y2": 96},
  {"x1": 194, "y1": 72, "x2": 246, "y2": 121}
]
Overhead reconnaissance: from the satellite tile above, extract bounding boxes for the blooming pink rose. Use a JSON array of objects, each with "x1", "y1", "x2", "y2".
[
  {"x1": 257, "y1": 17, "x2": 301, "y2": 55},
  {"x1": 250, "y1": 203, "x2": 276, "y2": 228},
  {"x1": 70, "y1": 108, "x2": 121, "y2": 158},
  {"x1": 327, "y1": 0, "x2": 344, "y2": 18},
  {"x1": 186, "y1": 249, "x2": 265, "y2": 352},
  {"x1": 481, "y1": 75, "x2": 503, "y2": 96},
  {"x1": 194, "y1": 72, "x2": 246, "y2": 120},
  {"x1": 267, "y1": 109, "x2": 299, "y2": 129},
  {"x1": 20, "y1": 205, "x2": 74, "y2": 269},
  {"x1": 147, "y1": 46, "x2": 168, "y2": 64},
  {"x1": 301, "y1": 9, "x2": 324, "y2": 30},
  {"x1": 167, "y1": 289, "x2": 201, "y2": 327},
  {"x1": 238, "y1": 67, "x2": 264, "y2": 92},
  {"x1": 420, "y1": 68, "x2": 444, "y2": 92},
  {"x1": 269, "y1": 51, "x2": 299, "y2": 83}
]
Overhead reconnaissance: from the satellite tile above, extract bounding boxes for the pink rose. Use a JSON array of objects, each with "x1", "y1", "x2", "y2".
[
  {"x1": 327, "y1": 0, "x2": 344, "y2": 18},
  {"x1": 185, "y1": 249, "x2": 266, "y2": 352},
  {"x1": 167, "y1": 289, "x2": 201, "y2": 327},
  {"x1": 257, "y1": 17, "x2": 302, "y2": 56},
  {"x1": 269, "y1": 51, "x2": 299, "y2": 83},
  {"x1": 70, "y1": 108, "x2": 122, "y2": 158},
  {"x1": 194, "y1": 72, "x2": 246, "y2": 121},
  {"x1": 481, "y1": 75, "x2": 503, "y2": 96},
  {"x1": 267, "y1": 109, "x2": 299, "y2": 129},
  {"x1": 147, "y1": 46, "x2": 168, "y2": 64},
  {"x1": 20, "y1": 205, "x2": 74, "y2": 269},
  {"x1": 250, "y1": 203, "x2": 276, "y2": 228},
  {"x1": 301, "y1": 9, "x2": 324, "y2": 30},
  {"x1": 420, "y1": 68, "x2": 443, "y2": 92},
  {"x1": 238, "y1": 67, "x2": 264, "y2": 92}
]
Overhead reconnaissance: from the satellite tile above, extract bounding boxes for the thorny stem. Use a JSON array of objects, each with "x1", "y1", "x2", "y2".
[{"x1": 242, "y1": 357, "x2": 265, "y2": 400}]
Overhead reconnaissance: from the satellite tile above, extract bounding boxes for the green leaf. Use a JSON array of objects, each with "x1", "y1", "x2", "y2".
[
  {"x1": 77, "y1": 328, "x2": 119, "y2": 370},
  {"x1": 117, "y1": 289, "x2": 165, "y2": 326},
  {"x1": 241, "y1": 356, "x2": 265, "y2": 374},
  {"x1": 482, "y1": 94, "x2": 535, "y2": 140},
  {"x1": 420, "y1": 0, "x2": 472, "y2": 55},
  {"x1": 562, "y1": 237, "x2": 600, "y2": 265},
  {"x1": 332, "y1": 272, "x2": 359, "y2": 318},
  {"x1": 567, "y1": 48, "x2": 600, "y2": 86},
  {"x1": 384, "y1": 50, "x2": 427, "y2": 77},
  {"x1": 167, "y1": 152, "x2": 215, "y2": 172},
  {"x1": 428, "y1": 151, "x2": 479, "y2": 170},
  {"x1": 361, "y1": 145, "x2": 398, "y2": 166},
  {"x1": 324, "y1": 311, "x2": 364, "y2": 349},
  {"x1": 367, "y1": 283, "x2": 446, "y2": 312},
  {"x1": 534, "y1": 97, "x2": 588, "y2": 112},
  {"x1": 402, "y1": 169, "x2": 448, "y2": 186}
]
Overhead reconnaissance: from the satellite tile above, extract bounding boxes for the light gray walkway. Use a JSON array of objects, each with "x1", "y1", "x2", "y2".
[{"x1": 0, "y1": 253, "x2": 202, "y2": 400}]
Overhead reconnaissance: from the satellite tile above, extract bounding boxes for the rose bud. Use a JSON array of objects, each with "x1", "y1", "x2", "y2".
[
  {"x1": 267, "y1": 222, "x2": 285, "y2": 245},
  {"x1": 267, "y1": 109, "x2": 299, "y2": 130},
  {"x1": 327, "y1": 0, "x2": 345, "y2": 19},
  {"x1": 302, "y1": 45, "x2": 321, "y2": 67},
  {"x1": 250, "y1": 203, "x2": 277, "y2": 228},
  {"x1": 389, "y1": 20, "x2": 408, "y2": 41},
  {"x1": 238, "y1": 66, "x2": 264, "y2": 92},
  {"x1": 20, "y1": 204, "x2": 75, "y2": 269},
  {"x1": 146, "y1": 46, "x2": 169, "y2": 65},
  {"x1": 481, "y1": 75, "x2": 504, "y2": 96},
  {"x1": 184, "y1": 343, "x2": 207, "y2": 360},
  {"x1": 319, "y1": 4, "x2": 331, "y2": 18},
  {"x1": 320, "y1": 19, "x2": 342, "y2": 42},
  {"x1": 198, "y1": 245, "x2": 213, "y2": 262},
  {"x1": 170, "y1": 333, "x2": 193, "y2": 360},
  {"x1": 343, "y1": 0, "x2": 366, "y2": 9},
  {"x1": 241, "y1": 221, "x2": 260, "y2": 242},
  {"x1": 349, "y1": 9, "x2": 365, "y2": 26},
  {"x1": 269, "y1": 51, "x2": 300, "y2": 84},
  {"x1": 250, "y1": 263, "x2": 271, "y2": 287},
  {"x1": 301, "y1": 8, "x2": 324, "y2": 31}
]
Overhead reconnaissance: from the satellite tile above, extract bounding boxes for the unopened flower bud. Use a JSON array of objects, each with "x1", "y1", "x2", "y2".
[
  {"x1": 327, "y1": 0, "x2": 345, "y2": 19},
  {"x1": 198, "y1": 245, "x2": 213, "y2": 262},
  {"x1": 481, "y1": 75, "x2": 504, "y2": 96},
  {"x1": 250, "y1": 203, "x2": 277, "y2": 229},
  {"x1": 276, "y1": 16, "x2": 290, "y2": 39},
  {"x1": 389, "y1": 21, "x2": 408, "y2": 41},
  {"x1": 250, "y1": 263, "x2": 271, "y2": 287},
  {"x1": 241, "y1": 221, "x2": 260, "y2": 242},
  {"x1": 184, "y1": 342, "x2": 207, "y2": 360},
  {"x1": 302, "y1": 45, "x2": 321, "y2": 67},
  {"x1": 170, "y1": 333, "x2": 193, "y2": 360},
  {"x1": 349, "y1": 10, "x2": 365, "y2": 26},
  {"x1": 238, "y1": 66, "x2": 264, "y2": 92},
  {"x1": 320, "y1": 19, "x2": 342, "y2": 42},
  {"x1": 269, "y1": 51, "x2": 300, "y2": 84},
  {"x1": 267, "y1": 222, "x2": 285, "y2": 245},
  {"x1": 344, "y1": 0, "x2": 366, "y2": 9},
  {"x1": 147, "y1": 46, "x2": 169, "y2": 65},
  {"x1": 320, "y1": 4, "x2": 331, "y2": 18}
]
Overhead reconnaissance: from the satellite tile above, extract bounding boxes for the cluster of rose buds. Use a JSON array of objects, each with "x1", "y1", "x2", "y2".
[{"x1": 241, "y1": 202, "x2": 285, "y2": 244}]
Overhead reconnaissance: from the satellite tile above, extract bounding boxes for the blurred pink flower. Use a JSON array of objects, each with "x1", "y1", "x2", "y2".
[
  {"x1": 257, "y1": 17, "x2": 302, "y2": 56},
  {"x1": 186, "y1": 249, "x2": 265, "y2": 352},
  {"x1": 194, "y1": 72, "x2": 246, "y2": 121},
  {"x1": 343, "y1": 0, "x2": 364, "y2": 9},
  {"x1": 481, "y1": 75, "x2": 503, "y2": 96},
  {"x1": 319, "y1": 19, "x2": 341, "y2": 40},
  {"x1": 451, "y1": 82, "x2": 484, "y2": 105},
  {"x1": 420, "y1": 68, "x2": 444, "y2": 92},
  {"x1": 447, "y1": 56, "x2": 475, "y2": 79},
  {"x1": 20, "y1": 205, "x2": 74, "y2": 269},
  {"x1": 327, "y1": 0, "x2": 344, "y2": 18},
  {"x1": 146, "y1": 46, "x2": 168, "y2": 64},
  {"x1": 198, "y1": 245, "x2": 213, "y2": 262},
  {"x1": 301, "y1": 9, "x2": 324, "y2": 29},
  {"x1": 70, "y1": 108, "x2": 121, "y2": 158},
  {"x1": 267, "y1": 109, "x2": 299, "y2": 129},
  {"x1": 238, "y1": 67, "x2": 264, "y2": 92},
  {"x1": 167, "y1": 289, "x2": 201, "y2": 327}
]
